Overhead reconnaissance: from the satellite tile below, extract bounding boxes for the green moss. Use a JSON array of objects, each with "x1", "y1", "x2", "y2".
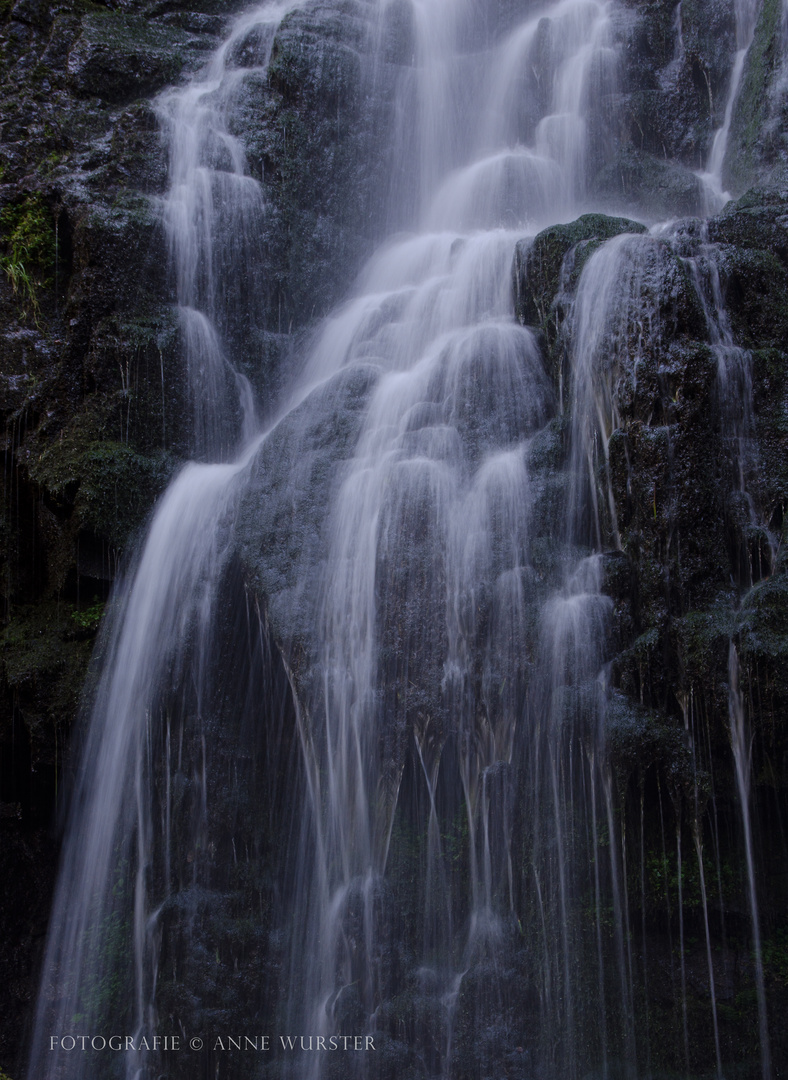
[
  {"x1": 71, "y1": 598, "x2": 105, "y2": 631},
  {"x1": 726, "y1": 0, "x2": 783, "y2": 191},
  {"x1": 30, "y1": 438, "x2": 176, "y2": 550},
  {"x1": 514, "y1": 213, "x2": 648, "y2": 330},
  {"x1": 0, "y1": 193, "x2": 56, "y2": 318}
]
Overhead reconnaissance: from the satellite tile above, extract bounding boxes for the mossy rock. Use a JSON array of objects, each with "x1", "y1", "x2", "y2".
[
  {"x1": 1, "y1": 600, "x2": 94, "y2": 688},
  {"x1": 752, "y1": 347, "x2": 788, "y2": 510},
  {"x1": 605, "y1": 690, "x2": 697, "y2": 789},
  {"x1": 0, "y1": 190, "x2": 56, "y2": 318},
  {"x1": 737, "y1": 570, "x2": 788, "y2": 666},
  {"x1": 0, "y1": 600, "x2": 95, "y2": 771},
  {"x1": 513, "y1": 213, "x2": 647, "y2": 330},
  {"x1": 708, "y1": 185, "x2": 788, "y2": 264},
  {"x1": 30, "y1": 437, "x2": 176, "y2": 550},
  {"x1": 67, "y1": 13, "x2": 212, "y2": 104},
  {"x1": 714, "y1": 243, "x2": 788, "y2": 349},
  {"x1": 725, "y1": 0, "x2": 787, "y2": 193},
  {"x1": 673, "y1": 600, "x2": 739, "y2": 681}
]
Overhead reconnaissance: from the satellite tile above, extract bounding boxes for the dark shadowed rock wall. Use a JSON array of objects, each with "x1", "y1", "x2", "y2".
[{"x1": 510, "y1": 194, "x2": 788, "y2": 1075}]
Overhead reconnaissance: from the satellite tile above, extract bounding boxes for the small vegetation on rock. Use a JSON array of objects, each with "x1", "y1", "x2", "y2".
[{"x1": 0, "y1": 192, "x2": 55, "y2": 319}]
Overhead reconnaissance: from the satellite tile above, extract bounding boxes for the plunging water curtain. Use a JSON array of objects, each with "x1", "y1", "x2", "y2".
[{"x1": 23, "y1": 1, "x2": 788, "y2": 1079}]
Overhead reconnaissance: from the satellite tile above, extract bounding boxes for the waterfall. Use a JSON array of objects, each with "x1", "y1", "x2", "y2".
[
  {"x1": 25, "y1": 458, "x2": 252, "y2": 1080},
  {"x1": 26, "y1": 1, "x2": 779, "y2": 1079}
]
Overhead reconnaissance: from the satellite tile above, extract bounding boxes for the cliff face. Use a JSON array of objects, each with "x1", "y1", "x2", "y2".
[
  {"x1": 1, "y1": 1, "x2": 196, "y2": 1061},
  {"x1": 2, "y1": 0, "x2": 788, "y2": 1076}
]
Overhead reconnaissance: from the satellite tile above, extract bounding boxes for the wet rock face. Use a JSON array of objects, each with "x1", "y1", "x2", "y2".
[
  {"x1": 726, "y1": 0, "x2": 788, "y2": 191},
  {"x1": 66, "y1": 13, "x2": 217, "y2": 102},
  {"x1": 0, "y1": 4, "x2": 202, "y2": 1066},
  {"x1": 512, "y1": 197, "x2": 788, "y2": 673},
  {"x1": 589, "y1": 0, "x2": 788, "y2": 213},
  {"x1": 512, "y1": 201, "x2": 788, "y2": 1074},
  {"x1": 512, "y1": 213, "x2": 648, "y2": 360},
  {"x1": 619, "y1": 0, "x2": 735, "y2": 156},
  {"x1": 238, "y1": 361, "x2": 380, "y2": 656},
  {"x1": 236, "y1": 0, "x2": 395, "y2": 335}
]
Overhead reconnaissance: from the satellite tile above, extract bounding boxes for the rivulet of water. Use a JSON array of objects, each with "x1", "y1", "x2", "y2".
[{"x1": 698, "y1": 0, "x2": 762, "y2": 210}]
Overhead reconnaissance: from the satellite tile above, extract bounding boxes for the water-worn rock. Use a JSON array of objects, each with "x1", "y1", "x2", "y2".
[
  {"x1": 513, "y1": 212, "x2": 647, "y2": 328},
  {"x1": 592, "y1": 148, "x2": 707, "y2": 218},
  {"x1": 616, "y1": 0, "x2": 734, "y2": 168},
  {"x1": 238, "y1": 361, "x2": 380, "y2": 661},
  {"x1": 67, "y1": 13, "x2": 215, "y2": 102}
]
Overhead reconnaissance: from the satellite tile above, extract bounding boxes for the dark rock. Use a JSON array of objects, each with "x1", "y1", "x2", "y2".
[
  {"x1": 714, "y1": 242, "x2": 788, "y2": 348},
  {"x1": 66, "y1": 14, "x2": 211, "y2": 103},
  {"x1": 513, "y1": 212, "x2": 647, "y2": 330},
  {"x1": 10, "y1": 0, "x2": 51, "y2": 30},
  {"x1": 592, "y1": 147, "x2": 706, "y2": 219},
  {"x1": 618, "y1": 0, "x2": 735, "y2": 166},
  {"x1": 708, "y1": 184, "x2": 788, "y2": 261}
]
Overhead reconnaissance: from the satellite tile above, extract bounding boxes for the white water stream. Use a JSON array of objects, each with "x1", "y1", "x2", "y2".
[{"x1": 699, "y1": 0, "x2": 762, "y2": 210}]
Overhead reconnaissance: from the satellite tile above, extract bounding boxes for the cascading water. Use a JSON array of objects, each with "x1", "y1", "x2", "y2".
[
  {"x1": 26, "y1": 6, "x2": 307, "y2": 1078},
  {"x1": 27, "y1": 1, "x2": 780, "y2": 1079},
  {"x1": 698, "y1": 0, "x2": 762, "y2": 210},
  {"x1": 278, "y1": 3, "x2": 628, "y2": 1071}
]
